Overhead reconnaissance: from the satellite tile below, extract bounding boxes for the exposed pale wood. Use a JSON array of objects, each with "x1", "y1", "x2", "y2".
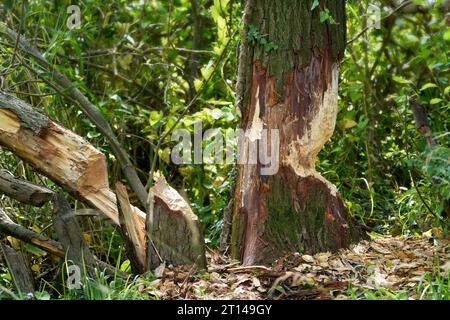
[
  {"x1": 0, "y1": 92, "x2": 206, "y2": 272},
  {"x1": 231, "y1": 0, "x2": 361, "y2": 265},
  {"x1": 116, "y1": 182, "x2": 146, "y2": 273},
  {"x1": 148, "y1": 176, "x2": 206, "y2": 270},
  {"x1": 0, "y1": 243, "x2": 35, "y2": 295}
]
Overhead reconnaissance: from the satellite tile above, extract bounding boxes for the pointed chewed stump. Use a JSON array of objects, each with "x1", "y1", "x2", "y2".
[{"x1": 148, "y1": 177, "x2": 207, "y2": 270}]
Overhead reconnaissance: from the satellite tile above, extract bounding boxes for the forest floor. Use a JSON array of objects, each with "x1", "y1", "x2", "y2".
[{"x1": 143, "y1": 235, "x2": 450, "y2": 300}]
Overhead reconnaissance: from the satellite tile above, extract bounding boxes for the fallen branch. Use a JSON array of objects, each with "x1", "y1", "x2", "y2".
[
  {"x1": 0, "y1": 169, "x2": 54, "y2": 207},
  {"x1": 0, "y1": 206, "x2": 126, "y2": 278},
  {"x1": 0, "y1": 207, "x2": 65, "y2": 258},
  {"x1": 116, "y1": 182, "x2": 146, "y2": 273},
  {"x1": 52, "y1": 193, "x2": 96, "y2": 274},
  {"x1": 0, "y1": 93, "x2": 206, "y2": 271},
  {"x1": 0, "y1": 91, "x2": 146, "y2": 226}
]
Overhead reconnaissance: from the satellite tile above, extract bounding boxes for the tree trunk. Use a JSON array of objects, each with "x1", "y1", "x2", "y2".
[{"x1": 231, "y1": 0, "x2": 362, "y2": 265}]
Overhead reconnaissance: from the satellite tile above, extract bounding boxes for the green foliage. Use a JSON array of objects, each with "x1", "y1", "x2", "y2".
[
  {"x1": 348, "y1": 271, "x2": 450, "y2": 300},
  {"x1": 319, "y1": 8, "x2": 338, "y2": 24},
  {"x1": 0, "y1": 0, "x2": 449, "y2": 300},
  {"x1": 321, "y1": 0, "x2": 450, "y2": 235},
  {"x1": 247, "y1": 24, "x2": 279, "y2": 53}
]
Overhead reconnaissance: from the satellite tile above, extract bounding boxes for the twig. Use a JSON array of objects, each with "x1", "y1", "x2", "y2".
[{"x1": 347, "y1": 1, "x2": 413, "y2": 45}]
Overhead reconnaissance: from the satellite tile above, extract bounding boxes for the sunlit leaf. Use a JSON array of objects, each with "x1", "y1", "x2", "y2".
[{"x1": 420, "y1": 83, "x2": 438, "y2": 91}]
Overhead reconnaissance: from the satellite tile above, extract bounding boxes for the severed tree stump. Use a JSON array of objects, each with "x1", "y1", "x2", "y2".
[{"x1": 148, "y1": 177, "x2": 207, "y2": 270}]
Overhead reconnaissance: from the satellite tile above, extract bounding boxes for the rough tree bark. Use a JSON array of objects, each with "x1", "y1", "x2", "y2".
[
  {"x1": 409, "y1": 99, "x2": 450, "y2": 218},
  {"x1": 231, "y1": 0, "x2": 362, "y2": 265}
]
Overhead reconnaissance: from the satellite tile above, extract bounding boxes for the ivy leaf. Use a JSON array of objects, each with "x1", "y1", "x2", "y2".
[
  {"x1": 319, "y1": 10, "x2": 329, "y2": 23},
  {"x1": 264, "y1": 42, "x2": 278, "y2": 53},
  {"x1": 319, "y1": 8, "x2": 337, "y2": 24}
]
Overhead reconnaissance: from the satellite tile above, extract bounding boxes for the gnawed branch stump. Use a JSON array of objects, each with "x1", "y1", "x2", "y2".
[{"x1": 148, "y1": 177, "x2": 207, "y2": 270}]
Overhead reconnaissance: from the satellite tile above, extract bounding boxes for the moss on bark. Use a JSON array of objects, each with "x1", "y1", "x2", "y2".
[{"x1": 237, "y1": 0, "x2": 346, "y2": 109}]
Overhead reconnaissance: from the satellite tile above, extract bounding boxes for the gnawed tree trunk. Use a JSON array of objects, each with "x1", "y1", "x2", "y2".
[
  {"x1": 148, "y1": 176, "x2": 207, "y2": 270},
  {"x1": 231, "y1": 0, "x2": 362, "y2": 265}
]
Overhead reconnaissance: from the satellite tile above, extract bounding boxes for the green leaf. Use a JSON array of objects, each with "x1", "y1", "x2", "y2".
[
  {"x1": 429, "y1": 98, "x2": 443, "y2": 104},
  {"x1": 444, "y1": 29, "x2": 450, "y2": 42},
  {"x1": 311, "y1": 0, "x2": 319, "y2": 11},
  {"x1": 420, "y1": 83, "x2": 438, "y2": 91},
  {"x1": 205, "y1": 99, "x2": 233, "y2": 106},
  {"x1": 319, "y1": 10, "x2": 329, "y2": 23},
  {"x1": 444, "y1": 86, "x2": 450, "y2": 95},
  {"x1": 23, "y1": 243, "x2": 46, "y2": 257},
  {"x1": 34, "y1": 291, "x2": 51, "y2": 300},
  {"x1": 392, "y1": 76, "x2": 411, "y2": 85},
  {"x1": 341, "y1": 118, "x2": 358, "y2": 129},
  {"x1": 120, "y1": 260, "x2": 131, "y2": 273}
]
